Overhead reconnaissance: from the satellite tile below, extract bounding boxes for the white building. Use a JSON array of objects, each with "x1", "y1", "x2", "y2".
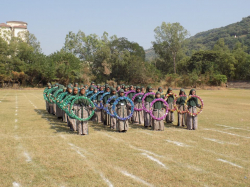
[{"x1": 0, "y1": 21, "x2": 28, "y2": 41}]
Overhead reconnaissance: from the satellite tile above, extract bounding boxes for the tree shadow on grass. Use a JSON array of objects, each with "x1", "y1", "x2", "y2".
[
  {"x1": 89, "y1": 121, "x2": 114, "y2": 132},
  {"x1": 34, "y1": 109, "x2": 76, "y2": 135},
  {"x1": 164, "y1": 122, "x2": 187, "y2": 130},
  {"x1": 129, "y1": 123, "x2": 149, "y2": 130},
  {"x1": 0, "y1": 100, "x2": 11, "y2": 103}
]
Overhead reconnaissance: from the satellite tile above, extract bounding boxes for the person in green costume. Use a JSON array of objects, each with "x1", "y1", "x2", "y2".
[
  {"x1": 133, "y1": 86, "x2": 144, "y2": 125},
  {"x1": 61, "y1": 86, "x2": 73, "y2": 123},
  {"x1": 124, "y1": 86, "x2": 128, "y2": 92},
  {"x1": 127, "y1": 85, "x2": 135, "y2": 123},
  {"x1": 158, "y1": 87, "x2": 165, "y2": 99},
  {"x1": 45, "y1": 83, "x2": 51, "y2": 112},
  {"x1": 102, "y1": 85, "x2": 111, "y2": 125},
  {"x1": 186, "y1": 89, "x2": 201, "y2": 130},
  {"x1": 87, "y1": 85, "x2": 95, "y2": 98},
  {"x1": 176, "y1": 89, "x2": 187, "y2": 127},
  {"x1": 84, "y1": 85, "x2": 88, "y2": 90},
  {"x1": 97, "y1": 84, "x2": 100, "y2": 90},
  {"x1": 50, "y1": 83, "x2": 59, "y2": 115},
  {"x1": 88, "y1": 85, "x2": 94, "y2": 93},
  {"x1": 166, "y1": 87, "x2": 175, "y2": 123},
  {"x1": 68, "y1": 87, "x2": 79, "y2": 131},
  {"x1": 116, "y1": 85, "x2": 121, "y2": 92},
  {"x1": 151, "y1": 91, "x2": 165, "y2": 131},
  {"x1": 116, "y1": 89, "x2": 129, "y2": 132},
  {"x1": 91, "y1": 87, "x2": 98, "y2": 122},
  {"x1": 95, "y1": 86, "x2": 104, "y2": 123},
  {"x1": 141, "y1": 86, "x2": 145, "y2": 93},
  {"x1": 75, "y1": 87, "x2": 91, "y2": 135},
  {"x1": 108, "y1": 87, "x2": 118, "y2": 130},
  {"x1": 144, "y1": 86, "x2": 154, "y2": 127},
  {"x1": 55, "y1": 85, "x2": 64, "y2": 119}
]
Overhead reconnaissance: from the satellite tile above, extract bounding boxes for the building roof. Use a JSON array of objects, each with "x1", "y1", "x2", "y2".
[
  {"x1": 0, "y1": 23, "x2": 11, "y2": 28},
  {"x1": 6, "y1": 21, "x2": 28, "y2": 25},
  {"x1": 13, "y1": 25, "x2": 27, "y2": 29}
]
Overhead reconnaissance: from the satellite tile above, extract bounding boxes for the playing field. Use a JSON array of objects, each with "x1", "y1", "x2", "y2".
[{"x1": 0, "y1": 89, "x2": 249, "y2": 187}]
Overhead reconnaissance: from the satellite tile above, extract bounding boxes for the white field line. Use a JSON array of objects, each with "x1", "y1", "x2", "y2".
[
  {"x1": 30, "y1": 93, "x2": 43, "y2": 100},
  {"x1": 140, "y1": 131, "x2": 154, "y2": 136},
  {"x1": 203, "y1": 128, "x2": 250, "y2": 139},
  {"x1": 24, "y1": 151, "x2": 32, "y2": 162},
  {"x1": 0, "y1": 92, "x2": 9, "y2": 102},
  {"x1": 12, "y1": 182, "x2": 21, "y2": 187},
  {"x1": 99, "y1": 173, "x2": 114, "y2": 187},
  {"x1": 68, "y1": 143, "x2": 86, "y2": 158},
  {"x1": 101, "y1": 133, "x2": 164, "y2": 158},
  {"x1": 141, "y1": 153, "x2": 168, "y2": 169},
  {"x1": 165, "y1": 140, "x2": 191, "y2": 147},
  {"x1": 101, "y1": 133, "x2": 120, "y2": 141},
  {"x1": 184, "y1": 164, "x2": 203, "y2": 172},
  {"x1": 67, "y1": 143, "x2": 93, "y2": 157},
  {"x1": 65, "y1": 138, "x2": 113, "y2": 187},
  {"x1": 130, "y1": 145, "x2": 163, "y2": 158},
  {"x1": 217, "y1": 159, "x2": 243, "y2": 169},
  {"x1": 15, "y1": 119, "x2": 18, "y2": 123},
  {"x1": 14, "y1": 125, "x2": 18, "y2": 130},
  {"x1": 201, "y1": 149, "x2": 249, "y2": 164},
  {"x1": 119, "y1": 169, "x2": 154, "y2": 187},
  {"x1": 202, "y1": 137, "x2": 239, "y2": 146},
  {"x1": 0, "y1": 134, "x2": 74, "y2": 140},
  {"x1": 60, "y1": 134, "x2": 67, "y2": 140},
  {"x1": 216, "y1": 124, "x2": 250, "y2": 132}
]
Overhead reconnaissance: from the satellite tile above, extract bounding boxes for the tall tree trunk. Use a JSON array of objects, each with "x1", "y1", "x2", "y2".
[{"x1": 173, "y1": 52, "x2": 176, "y2": 74}]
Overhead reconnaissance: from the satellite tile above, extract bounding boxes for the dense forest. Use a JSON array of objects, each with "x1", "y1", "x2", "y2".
[{"x1": 1, "y1": 16, "x2": 250, "y2": 87}]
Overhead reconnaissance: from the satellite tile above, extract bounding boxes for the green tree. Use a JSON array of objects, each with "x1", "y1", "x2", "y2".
[
  {"x1": 63, "y1": 31, "x2": 105, "y2": 62},
  {"x1": 153, "y1": 22, "x2": 189, "y2": 74}
]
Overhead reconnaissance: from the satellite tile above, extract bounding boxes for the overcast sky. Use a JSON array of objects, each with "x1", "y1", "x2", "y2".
[{"x1": 1, "y1": 0, "x2": 250, "y2": 55}]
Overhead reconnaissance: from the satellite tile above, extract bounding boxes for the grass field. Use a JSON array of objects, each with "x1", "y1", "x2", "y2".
[{"x1": 0, "y1": 89, "x2": 249, "y2": 187}]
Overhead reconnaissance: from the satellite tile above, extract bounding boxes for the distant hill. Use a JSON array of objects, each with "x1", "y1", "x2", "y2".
[
  {"x1": 187, "y1": 16, "x2": 250, "y2": 53},
  {"x1": 145, "y1": 16, "x2": 250, "y2": 60},
  {"x1": 145, "y1": 48, "x2": 156, "y2": 61}
]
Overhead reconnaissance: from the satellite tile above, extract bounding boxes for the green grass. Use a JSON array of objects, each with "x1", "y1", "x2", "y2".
[{"x1": 0, "y1": 89, "x2": 249, "y2": 187}]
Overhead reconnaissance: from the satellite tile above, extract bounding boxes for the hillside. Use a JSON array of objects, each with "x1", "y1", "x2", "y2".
[
  {"x1": 145, "y1": 16, "x2": 250, "y2": 60},
  {"x1": 187, "y1": 16, "x2": 250, "y2": 53},
  {"x1": 145, "y1": 48, "x2": 156, "y2": 61}
]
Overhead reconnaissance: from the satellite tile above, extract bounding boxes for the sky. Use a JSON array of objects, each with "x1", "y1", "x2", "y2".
[{"x1": 1, "y1": 0, "x2": 250, "y2": 55}]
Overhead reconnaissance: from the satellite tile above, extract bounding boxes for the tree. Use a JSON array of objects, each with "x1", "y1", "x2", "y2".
[
  {"x1": 153, "y1": 22, "x2": 189, "y2": 74},
  {"x1": 63, "y1": 31, "x2": 105, "y2": 62},
  {"x1": 49, "y1": 50, "x2": 81, "y2": 85}
]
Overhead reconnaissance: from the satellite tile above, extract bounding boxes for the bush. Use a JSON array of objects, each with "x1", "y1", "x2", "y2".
[{"x1": 210, "y1": 74, "x2": 227, "y2": 86}]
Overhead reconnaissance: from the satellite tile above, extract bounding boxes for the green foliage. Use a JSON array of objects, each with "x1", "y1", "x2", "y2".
[
  {"x1": 210, "y1": 74, "x2": 227, "y2": 86},
  {"x1": 152, "y1": 22, "x2": 189, "y2": 74},
  {"x1": 187, "y1": 16, "x2": 250, "y2": 53},
  {"x1": 2, "y1": 17, "x2": 250, "y2": 87}
]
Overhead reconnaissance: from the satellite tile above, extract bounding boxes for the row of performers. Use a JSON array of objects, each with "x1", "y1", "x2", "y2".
[{"x1": 45, "y1": 82, "x2": 201, "y2": 135}]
